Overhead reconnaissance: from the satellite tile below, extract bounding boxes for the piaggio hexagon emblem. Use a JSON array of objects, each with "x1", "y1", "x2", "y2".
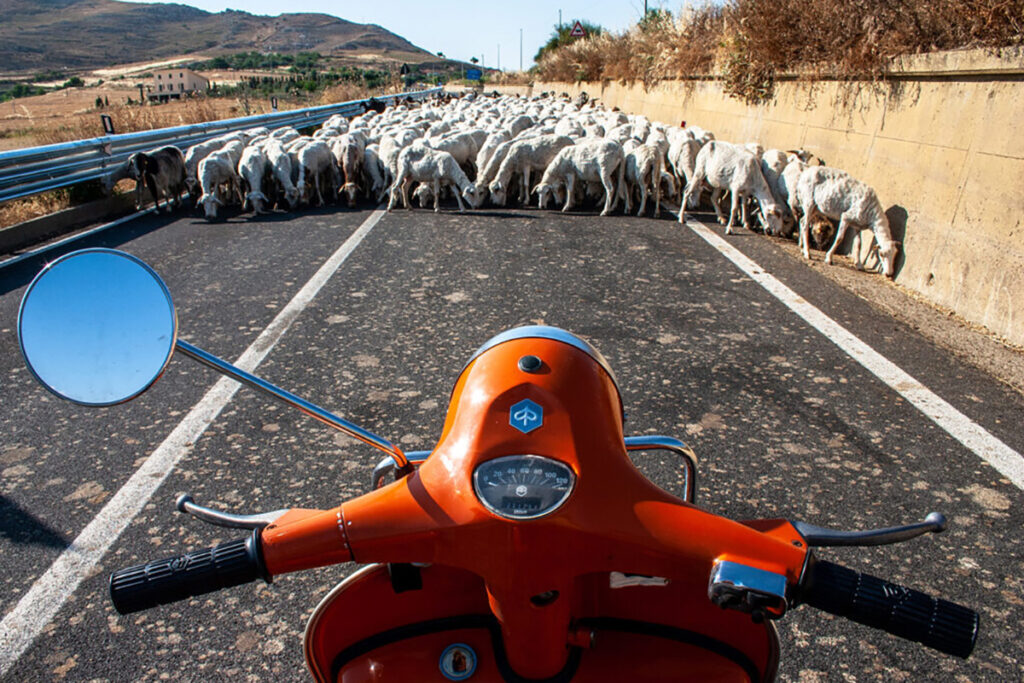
[{"x1": 509, "y1": 399, "x2": 543, "y2": 434}]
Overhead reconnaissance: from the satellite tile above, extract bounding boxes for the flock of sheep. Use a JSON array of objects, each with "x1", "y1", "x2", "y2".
[{"x1": 108, "y1": 91, "x2": 900, "y2": 278}]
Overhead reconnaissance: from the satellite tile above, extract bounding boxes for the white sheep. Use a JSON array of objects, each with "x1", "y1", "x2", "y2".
[
  {"x1": 796, "y1": 166, "x2": 899, "y2": 277},
  {"x1": 331, "y1": 133, "x2": 366, "y2": 207},
  {"x1": 623, "y1": 143, "x2": 664, "y2": 217},
  {"x1": 387, "y1": 146, "x2": 484, "y2": 213},
  {"x1": 263, "y1": 139, "x2": 300, "y2": 210},
  {"x1": 237, "y1": 145, "x2": 271, "y2": 214},
  {"x1": 196, "y1": 152, "x2": 243, "y2": 220},
  {"x1": 679, "y1": 141, "x2": 783, "y2": 235},
  {"x1": 488, "y1": 134, "x2": 574, "y2": 206},
  {"x1": 533, "y1": 139, "x2": 625, "y2": 216},
  {"x1": 295, "y1": 140, "x2": 339, "y2": 207}
]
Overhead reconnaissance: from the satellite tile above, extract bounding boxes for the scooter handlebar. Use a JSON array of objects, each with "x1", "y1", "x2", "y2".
[
  {"x1": 109, "y1": 530, "x2": 270, "y2": 615},
  {"x1": 799, "y1": 559, "x2": 978, "y2": 659}
]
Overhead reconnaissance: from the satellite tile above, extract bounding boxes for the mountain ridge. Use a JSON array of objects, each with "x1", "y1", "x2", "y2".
[{"x1": 0, "y1": 0, "x2": 433, "y2": 72}]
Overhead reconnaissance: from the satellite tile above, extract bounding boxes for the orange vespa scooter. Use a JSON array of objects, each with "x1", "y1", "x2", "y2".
[{"x1": 18, "y1": 249, "x2": 978, "y2": 682}]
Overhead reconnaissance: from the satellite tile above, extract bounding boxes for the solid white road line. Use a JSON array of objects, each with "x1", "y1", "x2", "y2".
[
  {"x1": 0, "y1": 208, "x2": 387, "y2": 677},
  {"x1": 685, "y1": 218, "x2": 1024, "y2": 491}
]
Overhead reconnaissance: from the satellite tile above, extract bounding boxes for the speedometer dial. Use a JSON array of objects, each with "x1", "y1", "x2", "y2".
[{"x1": 473, "y1": 455, "x2": 575, "y2": 520}]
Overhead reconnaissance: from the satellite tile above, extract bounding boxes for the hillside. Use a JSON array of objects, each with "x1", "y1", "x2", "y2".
[{"x1": 0, "y1": 0, "x2": 433, "y2": 72}]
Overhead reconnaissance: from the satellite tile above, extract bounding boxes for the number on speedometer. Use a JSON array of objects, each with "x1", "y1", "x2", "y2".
[{"x1": 473, "y1": 455, "x2": 575, "y2": 520}]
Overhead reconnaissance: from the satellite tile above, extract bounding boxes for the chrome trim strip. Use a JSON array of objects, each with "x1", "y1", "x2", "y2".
[
  {"x1": 175, "y1": 339, "x2": 409, "y2": 469},
  {"x1": 624, "y1": 435, "x2": 698, "y2": 504}
]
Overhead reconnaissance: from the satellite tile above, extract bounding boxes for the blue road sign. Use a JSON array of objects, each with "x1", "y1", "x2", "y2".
[
  {"x1": 466, "y1": 69, "x2": 482, "y2": 81},
  {"x1": 509, "y1": 399, "x2": 543, "y2": 434}
]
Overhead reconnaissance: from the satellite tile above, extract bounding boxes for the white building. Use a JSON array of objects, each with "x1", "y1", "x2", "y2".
[{"x1": 149, "y1": 68, "x2": 209, "y2": 103}]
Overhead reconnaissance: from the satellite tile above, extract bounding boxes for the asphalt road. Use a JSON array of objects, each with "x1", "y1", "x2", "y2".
[{"x1": 1, "y1": 201, "x2": 1022, "y2": 682}]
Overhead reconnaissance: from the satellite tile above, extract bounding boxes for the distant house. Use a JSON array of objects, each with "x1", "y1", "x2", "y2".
[{"x1": 148, "y1": 68, "x2": 209, "y2": 103}]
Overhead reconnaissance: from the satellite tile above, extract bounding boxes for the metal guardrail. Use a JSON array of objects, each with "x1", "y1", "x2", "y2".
[{"x1": 0, "y1": 87, "x2": 442, "y2": 205}]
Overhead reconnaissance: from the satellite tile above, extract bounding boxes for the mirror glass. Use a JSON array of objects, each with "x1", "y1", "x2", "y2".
[{"x1": 18, "y1": 249, "x2": 177, "y2": 406}]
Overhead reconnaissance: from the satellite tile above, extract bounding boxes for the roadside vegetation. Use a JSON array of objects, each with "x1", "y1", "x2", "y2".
[{"x1": 534, "y1": 1, "x2": 1024, "y2": 103}]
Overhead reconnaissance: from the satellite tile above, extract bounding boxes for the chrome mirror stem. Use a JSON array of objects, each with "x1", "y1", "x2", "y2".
[{"x1": 175, "y1": 339, "x2": 411, "y2": 470}]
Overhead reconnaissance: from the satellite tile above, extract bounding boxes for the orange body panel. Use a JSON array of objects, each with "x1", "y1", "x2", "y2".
[
  {"x1": 306, "y1": 564, "x2": 777, "y2": 682},
  {"x1": 264, "y1": 334, "x2": 807, "y2": 681}
]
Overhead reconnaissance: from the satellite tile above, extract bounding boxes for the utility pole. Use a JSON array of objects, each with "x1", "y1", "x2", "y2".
[
  {"x1": 520, "y1": 29, "x2": 523, "y2": 71},
  {"x1": 498, "y1": 44, "x2": 501, "y2": 71},
  {"x1": 559, "y1": 10, "x2": 562, "y2": 28}
]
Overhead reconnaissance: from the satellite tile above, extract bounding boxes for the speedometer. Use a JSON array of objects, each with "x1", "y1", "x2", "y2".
[{"x1": 473, "y1": 455, "x2": 575, "y2": 520}]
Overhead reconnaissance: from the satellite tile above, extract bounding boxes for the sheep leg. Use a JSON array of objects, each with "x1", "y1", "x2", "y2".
[
  {"x1": 825, "y1": 217, "x2": 850, "y2": 265},
  {"x1": 710, "y1": 188, "x2": 727, "y2": 225},
  {"x1": 386, "y1": 182, "x2": 399, "y2": 212},
  {"x1": 741, "y1": 194, "x2": 751, "y2": 230},
  {"x1": 636, "y1": 181, "x2": 647, "y2": 217},
  {"x1": 452, "y1": 182, "x2": 467, "y2": 213},
  {"x1": 851, "y1": 229, "x2": 865, "y2": 270},
  {"x1": 562, "y1": 175, "x2": 575, "y2": 213},
  {"x1": 433, "y1": 179, "x2": 442, "y2": 213},
  {"x1": 600, "y1": 172, "x2": 616, "y2": 216},
  {"x1": 653, "y1": 162, "x2": 662, "y2": 218},
  {"x1": 725, "y1": 191, "x2": 741, "y2": 235},
  {"x1": 520, "y1": 168, "x2": 531, "y2": 205}
]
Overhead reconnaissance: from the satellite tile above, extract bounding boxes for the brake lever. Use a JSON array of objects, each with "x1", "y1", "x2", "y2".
[
  {"x1": 176, "y1": 494, "x2": 288, "y2": 530},
  {"x1": 792, "y1": 512, "x2": 947, "y2": 547}
]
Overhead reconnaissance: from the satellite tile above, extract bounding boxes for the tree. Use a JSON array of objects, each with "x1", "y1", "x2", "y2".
[
  {"x1": 437, "y1": 51, "x2": 445, "y2": 59},
  {"x1": 534, "y1": 21, "x2": 604, "y2": 63},
  {"x1": 470, "y1": 57, "x2": 479, "y2": 65}
]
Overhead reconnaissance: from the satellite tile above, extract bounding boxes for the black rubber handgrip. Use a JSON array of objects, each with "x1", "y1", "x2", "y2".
[
  {"x1": 800, "y1": 559, "x2": 978, "y2": 659},
  {"x1": 110, "y1": 530, "x2": 269, "y2": 614}
]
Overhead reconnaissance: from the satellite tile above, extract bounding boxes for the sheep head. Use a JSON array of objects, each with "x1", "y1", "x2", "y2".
[
  {"x1": 462, "y1": 183, "x2": 484, "y2": 209},
  {"x1": 533, "y1": 183, "x2": 556, "y2": 210},
  {"x1": 198, "y1": 193, "x2": 223, "y2": 220},
  {"x1": 761, "y1": 205, "x2": 784, "y2": 236},
  {"x1": 876, "y1": 240, "x2": 900, "y2": 278},
  {"x1": 340, "y1": 182, "x2": 360, "y2": 208},
  {"x1": 246, "y1": 191, "x2": 267, "y2": 215},
  {"x1": 488, "y1": 180, "x2": 507, "y2": 206}
]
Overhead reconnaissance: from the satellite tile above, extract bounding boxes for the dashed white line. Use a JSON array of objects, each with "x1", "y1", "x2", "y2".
[
  {"x1": 685, "y1": 218, "x2": 1024, "y2": 491},
  {"x1": 0, "y1": 208, "x2": 387, "y2": 677}
]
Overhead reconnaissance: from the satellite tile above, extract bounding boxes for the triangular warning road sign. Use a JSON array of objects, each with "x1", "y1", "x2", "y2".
[{"x1": 569, "y1": 20, "x2": 587, "y2": 38}]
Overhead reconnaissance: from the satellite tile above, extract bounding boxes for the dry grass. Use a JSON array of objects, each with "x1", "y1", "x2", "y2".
[
  {"x1": 535, "y1": 0, "x2": 1024, "y2": 102},
  {"x1": 0, "y1": 190, "x2": 75, "y2": 233}
]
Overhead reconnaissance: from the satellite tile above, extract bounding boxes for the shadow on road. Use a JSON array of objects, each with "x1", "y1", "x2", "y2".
[{"x1": 0, "y1": 495, "x2": 69, "y2": 549}]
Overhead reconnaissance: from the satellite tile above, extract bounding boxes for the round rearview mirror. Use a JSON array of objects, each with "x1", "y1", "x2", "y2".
[{"x1": 18, "y1": 248, "x2": 177, "y2": 406}]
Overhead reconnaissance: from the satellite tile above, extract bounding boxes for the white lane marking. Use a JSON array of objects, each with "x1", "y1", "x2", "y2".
[
  {"x1": 685, "y1": 218, "x2": 1024, "y2": 491},
  {"x1": 0, "y1": 208, "x2": 388, "y2": 676}
]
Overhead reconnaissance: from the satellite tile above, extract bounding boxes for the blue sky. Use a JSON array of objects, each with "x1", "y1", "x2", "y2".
[{"x1": 130, "y1": 0, "x2": 668, "y2": 69}]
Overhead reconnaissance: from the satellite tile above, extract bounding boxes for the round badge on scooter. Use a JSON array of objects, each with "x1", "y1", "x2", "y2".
[{"x1": 439, "y1": 643, "x2": 477, "y2": 680}]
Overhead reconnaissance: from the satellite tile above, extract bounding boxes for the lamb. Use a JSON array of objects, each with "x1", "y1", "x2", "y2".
[
  {"x1": 426, "y1": 131, "x2": 480, "y2": 178},
  {"x1": 387, "y1": 146, "x2": 484, "y2": 213},
  {"x1": 196, "y1": 152, "x2": 243, "y2": 220},
  {"x1": 488, "y1": 134, "x2": 574, "y2": 206},
  {"x1": 295, "y1": 140, "x2": 339, "y2": 207},
  {"x1": 237, "y1": 145, "x2": 272, "y2": 214},
  {"x1": 184, "y1": 138, "x2": 227, "y2": 196},
  {"x1": 667, "y1": 136, "x2": 702, "y2": 208},
  {"x1": 678, "y1": 141, "x2": 783, "y2": 235},
  {"x1": 532, "y1": 139, "x2": 625, "y2": 216},
  {"x1": 126, "y1": 146, "x2": 187, "y2": 213},
  {"x1": 795, "y1": 166, "x2": 899, "y2": 277}
]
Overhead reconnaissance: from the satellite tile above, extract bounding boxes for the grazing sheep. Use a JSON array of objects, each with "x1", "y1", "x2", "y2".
[
  {"x1": 237, "y1": 145, "x2": 272, "y2": 214},
  {"x1": 387, "y1": 146, "x2": 484, "y2": 213},
  {"x1": 623, "y1": 143, "x2": 664, "y2": 217},
  {"x1": 295, "y1": 141, "x2": 339, "y2": 207},
  {"x1": 331, "y1": 133, "x2": 366, "y2": 207},
  {"x1": 126, "y1": 146, "x2": 187, "y2": 213},
  {"x1": 796, "y1": 166, "x2": 899, "y2": 277},
  {"x1": 679, "y1": 141, "x2": 783, "y2": 235},
  {"x1": 488, "y1": 134, "x2": 574, "y2": 206},
  {"x1": 533, "y1": 139, "x2": 625, "y2": 216},
  {"x1": 362, "y1": 144, "x2": 388, "y2": 202},
  {"x1": 196, "y1": 152, "x2": 243, "y2": 220},
  {"x1": 263, "y1": 139, "x2": 300, "y2": 210}
]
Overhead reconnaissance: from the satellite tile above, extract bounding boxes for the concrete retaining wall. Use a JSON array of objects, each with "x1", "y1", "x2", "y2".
[{"x1": 507, "y1": 48, "x2": 1024, "y2": 346}]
